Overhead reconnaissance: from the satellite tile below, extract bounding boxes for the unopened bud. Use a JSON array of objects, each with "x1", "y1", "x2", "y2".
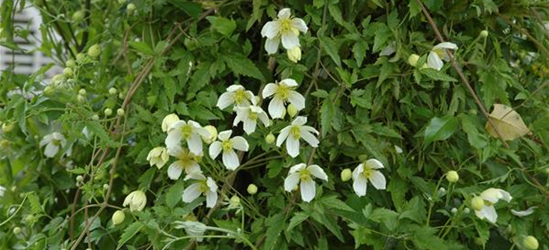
[
  {"x1": 265, "y1": 133, "x2": 275, "y2": 144},
  {"x1": 446, "y1": 170, "x2": 459, "y2": 183},
  {"x1": 287, "y1": 47, "x2": 302, "y2": 63},
  {"x1": 202, "y1": 125, "x2": 218, "y2": 144},
  {"x1": 112, "y1": 210, "x2": 125, "y2": 225},
  {"x1": 77, "y1": 95, "x2": 86, "y2": 103},
  {"x1": 2, "y1": 123, "x2": 14, "y2": 133},
  {"x1": 66, "y1": 59, "x2": 76, "y2": 68},
  {"x1": 104, "y1": 108, "x2": 113, "y2": 116},
  {"x1": 523, "y1": 236, "x2": 539, "y2": 250},
  {"x1": 117, "y1": 108, "x2": 125, "y2": 116},
  {"x1": 87, "y1": 44, "x2": 101, "y2": 58},
  {"x1": 471, "y1": 196, "x2": 484, "y2": 211},
  {"x1": 76, "y1": 175, "x2": 84, "y2": 182},
  {"x1": 127, "y1": 3, "x2": 136, "y2": 13},
  {"x1": 480, "y1": 30, "x2": 489, "y2": 38},
  {"x1": 451, "y1": 207, "x2": 458, "y2": 214},
  {"x1": 13, "y1": 227, "x2": 21, "y2": 234},
  {"x1": 408, "y1": 54, "x2": 420, "y2": 67},
  {"x1": 72, "y1": 10, "x2": 84, "y2": 22},
  {"x1": 78, "y1": 89, "x2": 87, "y2": 95},
  {"x1": 287, "y1": 104, "x2": 298, "y2": 118},
  {"x1": 247, "y1": 184, "x2": 258, "y2": 195},
  {"x1": 108, "y1": 87, "x2": 118, "y2": 95},
  {"x1": 340, "y1": 168, "x2": 352, "y2": 182},
  {"x1": 63, "y1": 67, "x2": 73, "y2": 77},
  {"x1": 92, "y1": 114, "x2": 100, "y2": 121},
  {"x1": 463, "y1": 208, "x2": 470, "y2": 214},
  {"x1": 24, "y1": 214, "x2": 34, "y2": 224}
]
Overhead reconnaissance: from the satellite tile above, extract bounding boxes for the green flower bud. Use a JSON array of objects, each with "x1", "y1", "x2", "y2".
[
  {"x1": 471, "y1": 196, "x2": 484, "y2": 211},
  {"x1": 2, "y1": 123, "x2": 14, "y2": 133},
  {"x1": 127, "y1": 3, "x2": 136, "y2": 13},
  {"x1": 24, "y1": 214, "x2": 35, "y2": 224},
  {"x1": 13, "y1": 227, "x2": 21, "y2": 234},
  {"x1": 446, "y1": 170, "x2": 459, "y2": 183},
  {"x1": 76, "y1": 175, "x2": 84, "y2": 182},
  {"x1": 66, "y1": 59, "x2": 76, "y2": 68},
  {"x1": 340, "y1": 168, "x2": 352, "y2": 182},
  {"x1": 112, "y1": 210, "x2": 125, "y2": 225},
  {"x1": 287, "y1": 104, "x2": 298, "y2": 118},
  {"x1": 229, "y1": 195, "x2": 240, "y2": 208},
  {"x1": 247, "y1": 184, "x2": 258, "y2": 195},
  {"x1": 265, "y1": 133, "x2": 275, "y2": 144},
  {"x1": 77, "y1": 95, "x2": 86, "y2": 103},
  {"x1": 108, "y1": 87, "x2": 118, "y2": 95},
  {"x1": 117, "y1": 108, "x2": 125, "y2": 117},
  {"x1": 287, "y1": 47, "x2": 302, "y2": 63},
  {"x1": 408, "y1": 54, "x2": 420, "y2": 67},
  {"x1": 104, "y1": 108, "x2": 113, "y2": 116},
  {"x1": 523, "y1": 236, "x2": 539, "y2": 250},
  {"x1": 92, "y1": 114, "x2": 100, "y2": 121},
  {"x1": 87, "y1": 44, "x2": 101, "y2": 58},
  {"x1": 76, "y1": 53, "x2": 86, "y2": 62},
  {"x1": 63, "y1": 67, "x2": 73, "y2": 77},
  {"x1": 103, "y1": 184, "x2": 109, "y2": 190},
  {"x1": 480, "y1": 30, "x2": 489, "y2": 38},
  {"x1": 72, "y1": 10, "x2": 84, "y2": 22},
  {"x1": 78, "y1": 89, "x2": 87, "y2": 96}
]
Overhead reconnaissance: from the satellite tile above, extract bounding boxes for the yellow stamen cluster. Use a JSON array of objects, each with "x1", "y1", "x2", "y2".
[
  {"x1": 299, "y1": 169, "x2": 311, "y2": 181},
  {"x1": 222, "y1": 140, "x2": 233, "y2": 151},
  {"x1": 275, "y1": 84, "x2": 291, "y2": 100},
  {"x1": 290, "y1": 126, "x2": 301, "y2": 139},
  {"x1": 181, "y1": 124, "x2": 193, "y2": 138},
  {"x1": 234, "y1": 89, "x2": 247, "y2": 104}
]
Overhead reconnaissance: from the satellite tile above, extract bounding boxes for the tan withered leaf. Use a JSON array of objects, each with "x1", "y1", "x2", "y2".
[{"x1": 485, "y1": 104, "x2": 530, "y2": 141}]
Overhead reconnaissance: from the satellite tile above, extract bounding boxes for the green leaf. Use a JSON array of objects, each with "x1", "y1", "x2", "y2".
[
  {"x1": 117, "y1": 221, "x2": 144, "y2": 249},
  {"x1": 320, "y1": 195, "x2": 355, "y2": 212},
  {"x1": 369, "y1": 208, "x2": 399, "y2": 231},
  {"x1": 459, "y1": 114, "x2": 487, "y2": 149},
  {"x1": 399, "y1": 196, "x2": 426, "y2": 224},
  {"x1": 263, "y1": 213, "x2": 285, "y2": 250},
  {"x1": 206, "y1": 16, "x2": 237, "y2": 36},
  {"x1": 408, "y1": 0, "x2": 421, "y2": 18},
  {"x1": 138, "y1": 168, "x2": 156, "y2": 190},
  {"x1": 166, "y1": 180, "x2": 185, "y2": 208},
  {"x1": 169, "y1": 0, "x2": 202, "y2": 19},
  {"x1": 287, "y1": 212, "x2": 309, "y2": 232},
  {"x1": 420, "y1": 68, "x2": 458, "y2": 82},
  {"x1": 424, "y1": 116, "x2": 459, "y2": 147},
  {"x1": 352, "y1": 41, "x2": 368, "y2": 66},
  {"x1": 128, "y1": 41, "x2": 153, "y2": 55},
  {"x1": 27, "y1": 192, "x2": 42, "y2": 214},
  {"x1": 86, "y1": 121, "x2": 122, "y2": 148},
  {"x1": 222, "y1": 54, "x2": 265, "y2": 81},
  {"x1": 320, "y1": 98, "x2": 335, "y2": 137},
  {"x1": 311, "y1": 89, "x2": 329, "y2": 98},
  {"x1": 319, "y1": 36, "x2": 341, "y2": 67}
]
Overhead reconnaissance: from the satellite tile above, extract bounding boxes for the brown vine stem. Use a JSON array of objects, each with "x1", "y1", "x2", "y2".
[{"x1": 415, "y1": 0, "x2": 510, "y2": 148}]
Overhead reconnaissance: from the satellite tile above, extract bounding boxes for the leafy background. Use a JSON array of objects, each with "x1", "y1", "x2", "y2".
[{"x1": 1, "y1": 0, "x2": 549, "y2": 249}]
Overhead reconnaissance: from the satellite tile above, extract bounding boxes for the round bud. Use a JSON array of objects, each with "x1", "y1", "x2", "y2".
[
  {"x1": 66, "y1": 59, "x2": 76, "y2": 68},
  {"x1": 229, "y1": 195, "x2": 240, "y2": 207},
  {"x1": 77, "y1": 95, "x2": 86, "y2": 103},
  {"x1": 471, "y1": 196, "x2": 484, "y2": 211},
  {"x1": 127, "y1": 3, "x2": 136, "y2": 12},
  {"x1": 523, "y1": 236, "x2": 539, "y2": 250},
  {"x1": 287, "y1": 104, "x2": 298, "y2": 117},
  {"x1": 103, "y1": 184, "x2": 109, "y2": 190},
  {"x1": 87, "y1": 44, "x2": 101, "y2": 58},
  {"x1": 104, "y1": 108, "x2": 113, "y2": 116},
  {"x1": 265, "y1": 133, "x2": 275, "y2": 144},
  {"x1": 72, "y1": 10, "x2": 84, "y2": 22},
  {"x1": 463, "y1": 208, "x2": 470, "y2": 214},
  {"x1": 247, "y1": 184, "x2": 258, "y2": 195},
  {"x1": 480, "y1": 30, "x2": 489, "y2": 38},
  {"x1": 2, "y1": 123, "x2": 14, "y2": 133},
  {"x1": 451, "y1": 207, "x2": 458, "y2": 214},
  {"x1": 117, "y1": 108, "x2": 125, "y2": 117},
  {"x1": 13, "y1": 227, "x2": 21, "y2": 234},
  {"x1": 112, "y1": 210, "x2": 125, "y2": 225},
  {"x1": 76, "y1": 175, "x2": 84, "y2": 182},
  {"x1": 438, "y1": 187, "x2": 446, "y2": 196},
  {"x1": 108, "y1": 87, "x2": 118, "y2": 95},
  {"x1": 63, "y1": 67, "x2": 73, "y2": 77},
  {"x1": 446, "y1": 170, "x2": 459, "y2": 183},
  {"x1": 92, "y1": 114, "x2": 100, "y2": 121},
  {"x1": 202, "y1": 125, "x2": 218, "y2": 144},
  {"x1": 78, "y1": 89, "x2": 87, "y2": 96},
  {"x1": 340, "y1": 168, "x2": 352, "y2": 182},
  {"x1": 24, "y1": 214, "x2": 34, "y2": 224},
  {"x1": 408, "y1": 54, "x2": 420, "y2": 67},
  {"x1": 118, "y1": 92, "x2": 125, "y2": 99},
  {"x1": 287, "y1": 47, "x2": 302, "y2": 63},
  {"x1": 76, "y1": 53, "x2": 86, "y2": 62}
]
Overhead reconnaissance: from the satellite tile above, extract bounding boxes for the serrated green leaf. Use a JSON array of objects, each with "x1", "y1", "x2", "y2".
[
  {"x1": 263, "y1": 213, "x2": 285, "y2": 250},
  {"x1": 117, "y1": 221, "x2": 144, "y2": 249},
  {"x1": 206, "y1": 16, "x2": 237, "y2": 36},
  {"x1": 320, "y1": 99, "x2": 335, "y2": 137},
  {"x1": 319, "y1": 36, "x2": 341, "y2": 67},
  {"x1": 128, "y1": 41, "x2": 153, "y2": 55},
  {"x1": 287, "y1": 212, "x2": 309, "y2": 232},
  {"x1": 222, "y1": 54, "x2": 264, "y2": 81},
  {"x1": 424, "y1": 116, "x2": 459, "y2": 147},
  {"x1": 27, "y1": 192, "x2": 42, "y2": 214},
  {"x1": 420, "y1": 68, "x2": 458, "y2": 82},
  {"x1": 166, "y1": 180, "x2": 185, "y2": 208},
  {"x1": 321, "y1": 195, "x2": 355, "y2": 212}
]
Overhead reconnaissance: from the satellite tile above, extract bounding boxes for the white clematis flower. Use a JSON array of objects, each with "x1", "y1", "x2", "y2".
[
  {"x1": 209, "y1": 130, "x2": 249, "y2": 170},
  {"x1": 276, "y1": 116, "x2": 319, "y2": 158},
  {"x1": 233, "y1": 103, "x2": 271, "y2": 134},
  {"x1": 263, "y1": 79, "x2": 305, "y2": 119},
  {"x1": 284, "y1": 163, "x2": 328, "y2": 202},
  {"x1": 182, "y1": 172, "x2": 218, "y2": 208},
  {"x1": 146, "y1": 147, "x2": 169, "y2": 169},
  {"x1": 123, "y1": 190, "x2": 147, "y2": 212},
  {"x1": 165, "y1": 120, "x2": 210, "y2": 155},
  {"x1": 166, "y1": 147, "x2": 201, "y2": 180},
  {"x1": 474, "y1": 188, "x2": 512, "y2": 223},
  {"x1": 216, "y1": 85, "x2": 255, "y2": 110},
  {"x1": 174, "y1": 221, "x2": 207, "y2": 242},
  {"x1": 40, "y1": 132, "x2": 67, "y2": 158},
  {"x1": 427, "y1": 42, "x2": 458, "y2": 71},
  {"x1": 162, "y1": 113, "x2": 180, "y2": 132},
  {"x1": 261, "y1": 8, "x2": 308, "y2": 54},
  {"x1": 352, "y1": 159, "x2": 387, "y2": 197}
]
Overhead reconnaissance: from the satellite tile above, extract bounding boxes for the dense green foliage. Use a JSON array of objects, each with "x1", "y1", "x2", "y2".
[{"x1": 1, "y1": 0, "x2": 549, "y2": 249}]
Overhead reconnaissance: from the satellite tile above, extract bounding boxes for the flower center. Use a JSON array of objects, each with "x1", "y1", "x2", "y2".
[
  {"x1": 52, "y1": 140, "x2": 60, "y2": 146},
  {"x1": 279, "y1": 18, "x2": 294, "y2": 34},
  {"x1": 234, "y1": 89, "x2": 247, "y2": 104},
  {"x1": 181, "y1": 124, "x2": 194, "y2": 138},
  {"x1": 222, "y1": 140, "x2": 233, "y2": 151},
  {"x1": 290, "y1": 126, "x2": 301, "y2": 139},
  {"x1": 434, "y1": 49, "x2": 445, "y2": 58},
  {"x1": 275, "y1": 84, "x2": 291, "y2": 100},
  {"x1": 299, "y1": 169, "x2": 311, "y2": 181},
  {"x1": 484, "y1": 200, "x2": 493, "y2": 206},
  {"x1": 199, "y1": 180, "x2": 209, "y2": 193},
  {"x1": 361, "y1": 167, "x2": 373, "y2": 178}
]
